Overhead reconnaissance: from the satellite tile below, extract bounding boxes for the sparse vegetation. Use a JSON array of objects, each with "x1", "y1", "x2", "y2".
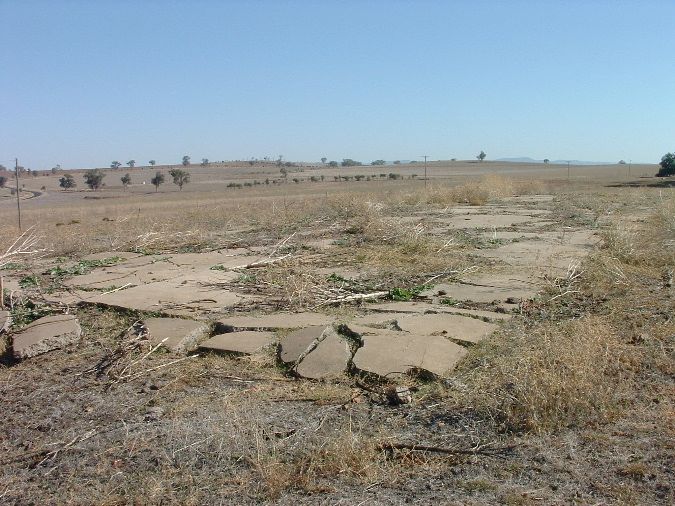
[{"x1": 150, "y1": 171, "x2": 165, "y2": 192}]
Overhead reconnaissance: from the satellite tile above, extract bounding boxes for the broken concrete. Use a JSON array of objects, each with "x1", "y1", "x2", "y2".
[
  {"x1": 422, "y1": 274, "x2": 539, "y2": 304},
  {"x1": 12, "y1": 314, "x2": 82, "y2": 359},
  {"x1": 395, "y1": 313, "x2": 497, "y2": 344},
  {"x1": 142, "y1": 317, "x2": 211, "y2": 352},
  {"x1": 295, "y1": 328, "x2": 351, "y2": 379},
  {"x1": 199, "y1": 331, "x2": 276, "y2": 355},
  {"x1": 279, "y1": 326, "x2": 330, "y2": 365},
  {"x1": 352, "y1": 333, "x2": 467, "y2": 378},
  {"x1": 438, "y1": 214, "x2": 545, "y2": 230},
  {"x1": 219, "y1": 312, "x2": 333, "y2": 331},
  {"x1": 365, "y1": 301, "x2": 512, "y2": 321}
]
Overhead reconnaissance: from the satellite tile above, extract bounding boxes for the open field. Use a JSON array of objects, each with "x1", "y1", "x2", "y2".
[{"x1": 0, "y1": 161, "x2": 673, "y2": 504}]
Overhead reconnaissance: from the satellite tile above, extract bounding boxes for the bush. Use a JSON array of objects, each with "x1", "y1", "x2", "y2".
[
  {"x1": 656, "y1": 152, "x2": 675, "y2": 177},
  {"x1": 59, "y1": 174, "x2": 76, "y2": 190},
  {"x1": 83, "y1": 169, "x2": 105, "y2": 190},
  {"x1": 341, "y1": 159, "x2": 362, "y2": 167}
]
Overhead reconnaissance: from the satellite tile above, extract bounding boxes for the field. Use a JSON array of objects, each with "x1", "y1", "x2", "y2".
[{"x1": 0, "y1": 160, "x2": 673, "y2": 505}]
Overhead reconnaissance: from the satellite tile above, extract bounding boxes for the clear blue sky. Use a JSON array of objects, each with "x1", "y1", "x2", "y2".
[{"x1": 2, "y1": 0, "x2": 673, "y2": 170}]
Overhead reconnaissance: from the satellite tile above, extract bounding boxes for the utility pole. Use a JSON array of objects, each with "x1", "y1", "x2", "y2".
[
  {"x1": 628, "y1": 159, "x2": 632, "y2": 177},
  {"x1": 422, "y1": 155, "x2": 428, "y2": 189},
  {"x1": 15, "y1": 158, "x2": 22, "y2": 231},
  {"x1": 567, "y1": 161, "x2": 570, "y2": 182}
]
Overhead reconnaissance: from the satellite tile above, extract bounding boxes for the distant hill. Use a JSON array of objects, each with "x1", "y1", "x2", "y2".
[{"x1": 496, "y1": 157, "x2": 612, "y2": 165}]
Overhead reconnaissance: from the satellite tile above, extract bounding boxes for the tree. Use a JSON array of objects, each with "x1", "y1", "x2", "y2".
[
  {"x1": 657, "y1": 152, "x2": 675, "y2": 177},
  {"x1": 59, "y1": 174, "x2": 76, "y2": 190},
  {"x1": 127, "y1": 160, "x2": 135, "y2": 168},
  {"x1": 477, "y1": 151, "x2": 486, "y2": 162},
  {"x1": 150, "y1": 171, "x2": 165, "y2": 192},
  {"x1": 84, "y1": 169, "x2": 105, "y2": 190},
  {"x1": 341, "y1": 159, "x2": 362, "y2": 167},
  {"x1": 51, "y1": 164, "x2": 61, "y2": 174},
  {"x1": 0, "y1": 176, "x2": 7, "y2": 188},
  {"x1": 543, "y1": 158, "x2": 550, "y2": 164},
  {"x1": 280, "y1": 166, "x2": 288, "y2": 178},
  {"x1": 110, "y1": 161, "x2": 122, "y2": 169},
  {"x1": 201, "y1": 158, "x2": 209, "y2": 166},
  {"x1": 182, "y1": 155, "x2": 191, "y2": 166},
  {"x1": 121, "y1": 173, "x2": 132, "y2": 190},
  {"x1": 169, "y1": 168, "x2": 190, "y2": 190},
  {"x1": 371, "y1": 160, "x2": 386, "y2": 166},
  {"x1": 149, "y1": 160, "x2": 156, "y2": 167},
  {"x1": 321, "y1": 157, "x2": 327, "y2": 165},
  {"x1": 618, "y1": 160, "x2": 626, "y2": 165},
  {"x1": 328, "y1": 161, "x2": 338, "y2": 167}
]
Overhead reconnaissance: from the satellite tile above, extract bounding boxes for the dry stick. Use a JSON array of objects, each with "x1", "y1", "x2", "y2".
[
  {"x1": 313, "y1": 290, "x2": 390, "y2": 309},
  {"x1": 377, "y1": 442, "x2": 516, "y2": 457},
  {"x1": 124, "y1": 354, "x2": 200, "y2": 382},
  {"x1": 229, "y1": 253, "x2": 292, "y2": 270},
  {"x1": 115, "y1": 336, "x2": 169, "y2": 381},
  {"x1": 268, "y1": 231, "x2": 297, "y2": 257}
]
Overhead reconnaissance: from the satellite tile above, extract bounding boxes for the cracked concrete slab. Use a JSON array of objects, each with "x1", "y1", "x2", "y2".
[
  {"x1": 199, "y1": 331, "x2": 276, "y2": 355},
  {"x1": 218, "y1": 312, "x2": 333, "y2": 331},
  {"x1": 396, "y1": 314, "x2": 497, "y2": 344},
  {"x1": 352, "y1": 333, "x2": 467, "y2": 378},
  {"x1": 12, "y1": 314, "x2": 81, "y2": 359},
  {"x1": 295, "y1": 328, "x2": 351, "y2": 379},
  {"x1": 142, "y1": 317, "x2": 211, "y2": 352},
  {"x1": 366, "y1": 301, "x2": 513, "y2": 321},
  {"x1": 437, "y1": 214, "x2": 546, "y2": 229},
  {"x1": 279, "y1": 326, "x2": 330, "y2": 365},
  {"x1": 422, "y1": 273, "x2": 539, "y2": 304}
]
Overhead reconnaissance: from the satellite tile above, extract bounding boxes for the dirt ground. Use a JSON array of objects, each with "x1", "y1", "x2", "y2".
[{"x1": 0, "y1": 161, "x2": 673, "y2": 505}]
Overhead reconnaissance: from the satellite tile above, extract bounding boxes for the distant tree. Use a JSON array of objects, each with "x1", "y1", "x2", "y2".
[
  {"x1": 393, "y1": 160, "x2": 401, "y2": 165},
  {"x1": 321, "y1": 157, "x2": 327, "y2": 165},
  {"x1": 149, "y1": 160, "x2": 156, "y2": 167},
  {"x1": 182, "y1": 155, "x2": 191, "y2": 166},
  {"x1": 0, "y1": 164, "x2": 6, "y2": 172},
  {"x1": 543, "y1": 158, "x2": 550, "y2": 164},
  {"x1": 618, "y1": 159, "x2": 626, "y2": 165},
  {"x1": 110, "y1": 161, "x2": 122, "y2": 169},
  {"x1": 276, "y1": 155, "x2": 283, "y2": 166},
  {"x1": 58, "y1": 174, "x2": 76, "y2": 190},
  {"x1": 150, "y1": 171, "x2": 165, "y2": 192},
  {"x1": 280, "y1": 166, "x2": 288, "y2": 178},
  {"x1": 84, "y1": 169, "x2": 105, "y2": 190},
  {"x1": 126, "y1": 160, "x2": 136, "y2": 168},
  {"x1": 0, "y1": 176, "x2": 7, "y2": 188},
  {"x1": 477, "y1": 151, "x2": 486, "y2": 162},
  {"x1": 341, "y1": 159, "x2": 362, "y2": 167},
  {"x1": 121, "y1": 173, "x2": 132, "y2": 190},
  {"x1": 328, "y1": 160, "x2": 339, "y2": 167},
  {"x1": 169, "y1": 168, "x2": 190, "y2": 190},
  {"x1": 51, "y1": 164, "x2": 61, "y2": 174},
  {"x1": 371, "y1": 160, "x2": 386, "y2": 166},
  {"x1": 201, "y1": 158, "x2": 209, "y2": 166},
  {"x1": 657, "y1": 152, "x2": 675, "y2": 177}
]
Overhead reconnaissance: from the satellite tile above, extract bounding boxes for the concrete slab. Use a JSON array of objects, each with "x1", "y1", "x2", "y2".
[
  {"x1": 365, "y1": 301, "x2": 512, "y2": 321},
  {"x1": 200, "y1": 331, "x2": 276, "y2": 355},
  {"x1": 218, "y1": 312, "x2": 333, "y2": 331},
  {"x1": 142, "y1": 317, "x2": 211, "y2": 352},
  {"x1": 279, "y1": 326, "x2": 329, "y2": 365},
  {"x1": 502, "y1": 195, "x2": 554, "y2": 203},
  {"x1": 475, "y1": 241, "x2": 593, "y2": 275},
  {"x1": 438, "y1": 214, "x2": 545, "y2": 230},
  {"x1": 396, "y1": 314, "x2": 497, "y2": 344},
  {"x1": 89, "y1": 280, "x2": 251, "y2": 316},
  {"x1": 295, "y1": 328, "x2": 351, "y2": 379},
  {"x1": 12, "y1": 314, "x2": 82, "y2": 359},
  {"x1": 352, "y1": 333, "x2": 467, "y2": 378},
  {"x1": 423, "y1": 276, "x2": 539, "y2": 304}
]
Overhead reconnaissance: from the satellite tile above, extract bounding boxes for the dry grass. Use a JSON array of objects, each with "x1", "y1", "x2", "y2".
[{"x1": 458, "y1": 317, "x2": 630, "y2": 432}]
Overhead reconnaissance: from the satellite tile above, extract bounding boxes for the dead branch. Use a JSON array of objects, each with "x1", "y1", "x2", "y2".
[
  {"x1": 377, "y1": 442, "x2": 516, "y2": 457},
  {"x1": 313, "y1": 290, "x2": 389, "y2": 309}
]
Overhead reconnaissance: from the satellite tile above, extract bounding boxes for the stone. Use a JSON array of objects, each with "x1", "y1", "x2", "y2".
[
  {"x1": 218, "y1": 312, "x2": 333, "y2": 331},
  {"x1": 12, "y1": 314, "x2": 82, "y2": 359},
  {"x1": 295, "y1": 328, "x2": 351, "y2": 379},
  {"x1": 199, "y1": 331, "x2": 276, "y2": 355},
  {"x1": 279, "y1": 326, "x2": 329, "y2": 365},
  {"x1": 395, "y1": 313, "x2": 498, "y2": 344},
  {"x1": 352, "y1": 333, "x2": 466, "y2": 378},
  {"x1": 0, "y1": 310, "x2": 10, "y2": 333},
  {"x1": 142, "y1": 317, "x2": 211, "y2": 352}
]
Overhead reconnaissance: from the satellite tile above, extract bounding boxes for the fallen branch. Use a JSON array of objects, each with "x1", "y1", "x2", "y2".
[
  {"x1": 313, "y1": 290, "x2": 389, "y2": 309},
  {"x1": 377, "y1": 442, "x2": 515, "y2": 457},
  {"x1": 231, "y1": 253, "x2": 292, "y2": 270}
]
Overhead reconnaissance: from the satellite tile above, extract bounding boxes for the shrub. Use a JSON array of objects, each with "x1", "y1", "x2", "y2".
[
  {"x1": 656, "y1": 152, "x2": 675, "y2": 177},
  {"x1": 83, "y1": 169, "x2": 105, "y2": 190}
]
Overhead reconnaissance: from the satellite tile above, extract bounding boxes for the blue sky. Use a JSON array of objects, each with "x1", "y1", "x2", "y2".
[{"x1": 1, "y1": 0, "x2": 674, "y2": 169}]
